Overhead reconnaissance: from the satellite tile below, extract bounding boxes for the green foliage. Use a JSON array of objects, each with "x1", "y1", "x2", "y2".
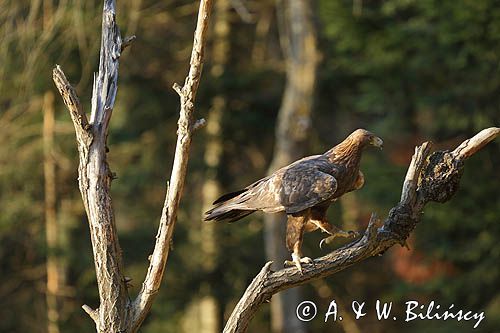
[{"x1": 316, "y1": 0, "x2": 500, "y2": 331}]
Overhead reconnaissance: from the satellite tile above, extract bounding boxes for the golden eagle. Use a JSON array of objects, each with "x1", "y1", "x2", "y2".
[{"x1": 204, "y1": 129, "x2": 383, "y2": 272}]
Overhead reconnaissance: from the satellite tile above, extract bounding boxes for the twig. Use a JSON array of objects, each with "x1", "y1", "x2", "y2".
[
  {"x1": 192, "y1": 118, "x2": 207, "y2": 131},
  {"x1": 223, "y1": 127, "x2": 499, "y2": 333},
  {"x1": 121, "y1": 35, "x2": 136, "y2": 52},
  {"x1": 52, "y1": 65, "x2": 91, "y2": 144},
  {"x1": 231, "y1": 0, "x2": 254, "y2": 23},
  {"x1": 82, "y1": 304, "x2": 98, "y2": 324}
]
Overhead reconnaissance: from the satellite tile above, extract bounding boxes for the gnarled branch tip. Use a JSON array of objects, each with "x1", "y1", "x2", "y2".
[
  {"x1": 121, "y1": 35, "x2": 136, "y2": 51},
  {"x1": 172, "y1": 83, "x2": 183, "y2": 96},
  {"x1": 192, "y1": 118, "x2": 207, "y2": 131},
  {"x1": 82, "y1": 304, "x2": 98, "y2": 323}
]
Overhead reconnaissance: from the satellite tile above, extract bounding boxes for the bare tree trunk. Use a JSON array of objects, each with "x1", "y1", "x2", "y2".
[
  {"x1": 252, "y1": 3, "x2": 273, "y2": 66},
  {"x1": 264, "y1": 1, "x2": 318, "y2": 332},
  {"x1": 43, "y1": 90, "x2": 60, "y2": 333},
  {"x1": 52, "y1": 0, "x2": 213, "y2": 331}
]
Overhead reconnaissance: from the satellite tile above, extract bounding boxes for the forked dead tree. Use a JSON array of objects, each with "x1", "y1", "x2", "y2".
[
  {"x1": 223, "y1": 127, "x2": 499, "y2": 333},
  {"x1": 52, "y1": 0, "x2": 213, "y2": 332},
  {"x1": 51, "y1": 1, "x2": 499, "y2": 333}
]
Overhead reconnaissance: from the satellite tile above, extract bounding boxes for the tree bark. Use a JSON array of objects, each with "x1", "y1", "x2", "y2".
[
  {"x1": 264, "y1": 1, "x2": 318, "y2": 332},
  {"x1": 43, "y1": 90, "x2": 60, "y2": 333},
  {"x1": 224, "y1": 127, "x2": 500, "y2": 333},
  {"x1": 52, "y1": 0, "x2": 213, "y2": 331},
  {"x1": 53, "y1": 0, "x2": 131, "y2": 328},
  {"x1": 132, "y1": 0, "x2": 213, "y2": 329}
]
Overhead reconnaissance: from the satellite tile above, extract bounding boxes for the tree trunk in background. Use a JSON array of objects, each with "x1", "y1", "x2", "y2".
[
  {"x1": 252, "y1": 2, "x2": 273, "y2": 67},
  {"x1": 200, "y1": 0, "x2": 230, "y2": 276},
  {"x1": 43, "y1": 91, "x2": 60, "y2": 333},
  {"x1": 264, "y1": 1, "x2": 318, "y2": 332},
  {"x1": 340, "y1": 194, "x2": 361, "y2": 236},
  {"x1": 182, "y1": 0, "x2": 230, "y2": 332}
]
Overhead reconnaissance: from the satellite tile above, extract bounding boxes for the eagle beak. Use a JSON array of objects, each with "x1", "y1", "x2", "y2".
[{"x1": 371, "y1": 136, "x2": 383, "y2": 149}]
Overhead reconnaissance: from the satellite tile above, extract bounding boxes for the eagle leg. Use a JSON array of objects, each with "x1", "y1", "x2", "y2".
[
  {"x1": 317, "y1": 223, "x2": 360, "y2": 249},
  {"x1": 284, "y1": 213, "x2": 313, "y2": 273}
]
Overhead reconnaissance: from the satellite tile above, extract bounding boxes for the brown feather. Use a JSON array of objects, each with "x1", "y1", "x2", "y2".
[
  {"x1": 204, "y1": 129, "x2": 381, "y2": 234},
  {"x1": 204, "y1": 129, "x2": 382, "y2": 270}
]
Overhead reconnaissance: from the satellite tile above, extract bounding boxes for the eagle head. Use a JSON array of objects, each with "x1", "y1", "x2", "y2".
[{"x1": 350, "y1": 129, "x2": 384, "y2": 149}]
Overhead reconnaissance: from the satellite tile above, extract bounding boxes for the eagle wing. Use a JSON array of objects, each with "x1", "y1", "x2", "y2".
[
  {"x1": 279, "y1": 162, "x2": 338, "y2": 214},
  {"x1": 205, "y1": 156, "x2": 339, "y2": 221}
]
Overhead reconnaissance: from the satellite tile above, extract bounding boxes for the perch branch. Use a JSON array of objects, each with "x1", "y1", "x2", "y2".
[
  {"x1": 132, "y1": 0, "x2": 214, "y2": 329},
  {"x1": 452, "y1": 127, "x2": 500, "y2": 160},
  {"x1": 223, "y1": 127, "x2": 499, "y2": 333}
]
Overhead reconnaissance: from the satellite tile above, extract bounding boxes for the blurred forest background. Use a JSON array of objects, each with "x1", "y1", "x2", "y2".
[{"x1": 0, "y1": 0, "x2": 499, "y2": 332}]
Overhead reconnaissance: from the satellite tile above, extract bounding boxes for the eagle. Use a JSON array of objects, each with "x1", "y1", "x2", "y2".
[{"x1": 204, "y1": 129, "x2": 383, "y2": 272}]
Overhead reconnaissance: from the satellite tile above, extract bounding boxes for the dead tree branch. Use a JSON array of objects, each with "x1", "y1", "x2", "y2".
[
  {"x1": 131, "y1": 0, "x2": 213, "y2": 329},
  {"x1": 53, "y1": 0, "x2": 212, "y2": 331},
  {"x1": 53, "y1": 1, "x2": 130, "y2": 331},
  {"x1": 223, "y1": 127, "x2": 499, "y2": 333}
]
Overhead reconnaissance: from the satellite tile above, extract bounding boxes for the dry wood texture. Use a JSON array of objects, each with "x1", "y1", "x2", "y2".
[
  {"x1": 52, "y1": 0, "x2": 213, "y2": 332},
  {"x1": 132, "y1": 0, "x2": 213, "y2": 329}
]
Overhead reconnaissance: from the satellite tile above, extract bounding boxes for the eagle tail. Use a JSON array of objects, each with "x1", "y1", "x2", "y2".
[
  {"x1": 212, "y1": 189, "x2": 246, "y2": 205},
  {"x1": 204, "y1": 208, "x2": 255, "y2": 223},
  {"x1": 204, "y1": 189, "x2": 256, "y2": 222}
]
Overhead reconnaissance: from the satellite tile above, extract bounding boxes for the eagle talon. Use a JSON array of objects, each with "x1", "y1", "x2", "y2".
[
  {"x1": 319, "y1": 237, "x2": 329, "y2": 249},
  {"x1": 284, "y1": 259, "x2": 304, "y2": 273},
  {"x1": 301, "y1": 256, "x2": 314, "y2": 265},
  {"x1": 284, "y1": 254, "x2": 314, "y2": 273},
  {"x1": 320, "y1": 235, "x2": 337, "y2": 249},
  {"x1": 348, "y1": 230, "x2": 360, "y2": 238},
  {"x1": 320, "y1": 230, "x2": 360, "y2": 249}
]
